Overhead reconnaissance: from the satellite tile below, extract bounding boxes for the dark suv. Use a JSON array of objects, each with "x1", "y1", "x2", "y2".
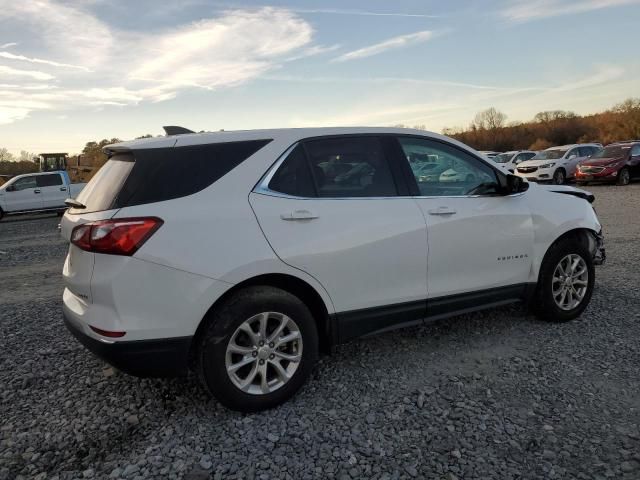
[{"x1": 576, "y1": 142, "x2": 640, "y2": 186}]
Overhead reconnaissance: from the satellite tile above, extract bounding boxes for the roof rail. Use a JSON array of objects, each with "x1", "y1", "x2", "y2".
[{"x1": 163, "y1": 126, "x2": 195, "y2": 136}]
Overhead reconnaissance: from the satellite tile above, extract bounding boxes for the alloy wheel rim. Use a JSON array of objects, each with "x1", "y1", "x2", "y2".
[
  {"x1": 225, "y1": 312, "x2": 302, "y2": 395},
  {"x1": 621, "y1": 170, "x2": 630, "y2": 184},
  {"x1": 552, "y1": 254, "x2": 588, "y2": 311},
  {"x1": 554, "y1": 170, "x2": 564, "y2": 184}
]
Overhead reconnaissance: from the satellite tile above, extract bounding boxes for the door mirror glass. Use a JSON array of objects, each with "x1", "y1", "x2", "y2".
[{"x1": 506, "y1": 174, "x2": 529, "y2": 194}]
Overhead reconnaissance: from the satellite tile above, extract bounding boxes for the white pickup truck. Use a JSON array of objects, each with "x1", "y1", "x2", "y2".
[{"x1": 0, "y1": 171, "x2": 86, "y2": 221}]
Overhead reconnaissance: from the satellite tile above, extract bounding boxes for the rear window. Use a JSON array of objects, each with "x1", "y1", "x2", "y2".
[
  {"x1": 71, "y1": 140, "x2": 271, "y2": 213},
  {"x1": 72, "y1": 155, "x2": 134, "y2": 213}
]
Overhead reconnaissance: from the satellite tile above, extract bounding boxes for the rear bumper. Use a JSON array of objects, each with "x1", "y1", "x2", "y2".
[{"x1": 63, "y1": 311, "x2": 192, "y2": 378}]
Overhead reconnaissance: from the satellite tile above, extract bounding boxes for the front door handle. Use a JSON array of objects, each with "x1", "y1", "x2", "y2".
[
  {"x1": 60, "y1": 187, "x2": 67, "y2": 191},
  {"x1": 34, "y1": 189, "x2": 41, "y2": 194},
  {"x1": 280, "y1": 210, "x2": 319, "y2": 221},
  {"x1": 428, "y1": 206, "x2": 456, "y2": 216}
]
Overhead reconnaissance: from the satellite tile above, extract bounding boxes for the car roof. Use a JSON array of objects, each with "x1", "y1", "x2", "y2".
[
  {"x1": 546, "y1": 143, "x2": 599, "y2": 151},
  {"x1": 104, "y1": 127, "x2": 468, "y2": 154}
]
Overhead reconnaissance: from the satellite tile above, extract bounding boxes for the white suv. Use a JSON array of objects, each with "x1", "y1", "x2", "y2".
[
  {"x1": 515, "y1": 144, "x2": 602, "y2": 184},
  {"x1": 61, "y1": 128, "x2": 605, "y2": 411}
]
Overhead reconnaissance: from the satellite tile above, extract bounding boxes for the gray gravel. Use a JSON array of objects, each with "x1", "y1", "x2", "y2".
[{"x1": 1, "y1": 185, "x2": 639, "y2": 480}]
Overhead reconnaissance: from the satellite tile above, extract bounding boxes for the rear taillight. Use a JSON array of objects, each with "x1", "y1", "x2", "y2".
[{"x1": 71, "y1": 217, "x2": 163, "y2": 256}]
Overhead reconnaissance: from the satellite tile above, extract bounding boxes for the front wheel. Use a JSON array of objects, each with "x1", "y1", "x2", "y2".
[
  {"x1": 531, "y1": 237, "x2": 595, "y2": 322},
  {"x1": 552, "y1": 169, "x2": 566, "y2": 185},
  {"x1": 197, "y1": 286, "x2": 318, "y2": 412},
  {"x1": 617, "y1": 168, "x2": 630, "y2": 186}
]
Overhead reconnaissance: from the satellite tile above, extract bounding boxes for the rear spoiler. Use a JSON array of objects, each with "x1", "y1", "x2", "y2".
[{"x1": 163, "y1": 126, "x2": 195, "y2": 136}]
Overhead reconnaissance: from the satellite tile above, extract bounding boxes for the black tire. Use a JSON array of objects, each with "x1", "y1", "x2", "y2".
[
  {"x1": 617, "y1": 168, "x2": 630, "y2": 186},
  {"x1": 531, "y1": 236, "x2": 595, "y2": 322},
  {"x1": 197, "y1": 286, "x2": 318, "y2": 412},
  {"x1": 552, "y1": 168, "x2": 566, "y2": 185}
]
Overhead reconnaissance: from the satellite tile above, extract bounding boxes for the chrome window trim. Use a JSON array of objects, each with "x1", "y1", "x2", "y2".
[{"x1": 253, "y1": 141, "x2": 527, "y2": 201}]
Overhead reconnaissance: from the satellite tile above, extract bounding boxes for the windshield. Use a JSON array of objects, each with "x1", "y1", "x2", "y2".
[
  {"x1": 531, "y1": 149, "x2": 567, "y2": 160},
  {"x1": 590, "y1": 145, "x2": 630, "y2": 159},
  {"x1": 493, "y1": 153, "x2": 515, "y2": 163}
]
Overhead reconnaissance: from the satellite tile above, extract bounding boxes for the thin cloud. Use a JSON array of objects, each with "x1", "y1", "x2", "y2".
[
  {"x1": 0, "y1": 42, "x2": 18, "y2": 49},
  {"x1": 0, "y1": 65, "x2": 55, "y2": 81},
  {"x1": 501, "y1": 0, "x2": 640, "y2": 22},
  {"x1": 0, "y1": 52, "x2": 91, "y2": 71},
  {"x1": 290, "y1": 8, "x2": 439, "y2": 18},
  {"x1": 333, "y1": 31, "x2": 436, "y2": 62},
  {"x1": 0, "y1": 5, "x2": 316, "y2": 123}
]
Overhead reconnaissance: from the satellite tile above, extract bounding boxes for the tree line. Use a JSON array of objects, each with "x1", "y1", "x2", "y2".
[{"x1": 441, "y1": 98, "x2": 640, "y2": 152}]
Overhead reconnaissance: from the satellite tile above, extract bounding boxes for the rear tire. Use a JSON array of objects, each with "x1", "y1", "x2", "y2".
[
  {"x1": 552, "y1": 168, "x2": 566, "y2": 185},
  {"x1": 197, "y1": 286, "x2": 318, "y2": 412},
  {"x1": 531, "y1": 236, "x2": 595, "y2": 322},
  {"x1": 617, "y1": 168, "x2": 630, "y2": 186}
]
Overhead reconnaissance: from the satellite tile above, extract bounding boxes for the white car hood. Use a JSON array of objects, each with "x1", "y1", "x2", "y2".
[
  {"x1": 531, "y1": 182, "x2": 594, "y2": 202},
  {"x1": 517, "y1": 159, "x2": 562, "y2": 168}
]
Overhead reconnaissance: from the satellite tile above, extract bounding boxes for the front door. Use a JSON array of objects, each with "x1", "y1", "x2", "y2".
[
  {"x1": 250, "y1": 136, "x2": 428, "y2": 340},
  {"x1": 3, "y1": 175, "x2": 43, "y2": 212},
  {"x1": 394, "y1": 136, "x2": 534, "y2": 305}
]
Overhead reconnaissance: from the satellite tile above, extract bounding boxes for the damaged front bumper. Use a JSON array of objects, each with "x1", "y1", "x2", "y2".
[{"x1": 592, "y1": 230, "x2": 606, "y2": 265}]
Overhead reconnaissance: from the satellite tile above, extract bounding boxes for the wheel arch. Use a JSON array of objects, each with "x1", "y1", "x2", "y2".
[
  {"x1": 190, "y1": 273, "x2": 334, "y2": 367},
  {"x1": 534, "y1": 227, "x2": 599, "y2": 281}
]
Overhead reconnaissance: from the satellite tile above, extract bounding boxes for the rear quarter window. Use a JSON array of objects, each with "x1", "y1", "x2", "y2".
[{"x1": 115, "y1": 140, "x2": 271, "y2": 208}]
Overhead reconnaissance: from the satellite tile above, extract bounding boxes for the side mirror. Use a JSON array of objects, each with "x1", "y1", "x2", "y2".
[
  {"x1": 505, "y1": 174, "x2": 529, "y2": 194},
  {"x1": 5, "y1": 185, "x2": 15, "y2": 192}
]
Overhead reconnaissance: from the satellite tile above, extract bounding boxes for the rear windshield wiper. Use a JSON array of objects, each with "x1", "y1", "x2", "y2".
[{"x1": 65, "y1": 198, "x2": 86, "y2": 209}]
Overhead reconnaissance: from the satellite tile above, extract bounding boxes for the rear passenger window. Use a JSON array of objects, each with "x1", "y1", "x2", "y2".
[
  {"x1": 303, "y1": 137, "x2": 397, "y2": 197},
  {"x1": 268, "y1": 145, "x2": 316, "y2": 197},
  {"x1": 36, "y1": 174, "x2": 63, "y2": 187}
]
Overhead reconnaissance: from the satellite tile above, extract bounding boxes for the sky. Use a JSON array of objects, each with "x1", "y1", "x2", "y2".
[{"x1": 0, "y1": 0, "x2": 639, "y2": 156}]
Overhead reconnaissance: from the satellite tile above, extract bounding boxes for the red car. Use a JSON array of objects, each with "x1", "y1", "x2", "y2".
[{"x1": 576, "y1": 141, "x2": 640, "y2": 186}]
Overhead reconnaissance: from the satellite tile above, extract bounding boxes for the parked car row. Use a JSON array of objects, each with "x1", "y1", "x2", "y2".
[{"x1": 481, "y1": 141, "x2": 640, "y2": 186}]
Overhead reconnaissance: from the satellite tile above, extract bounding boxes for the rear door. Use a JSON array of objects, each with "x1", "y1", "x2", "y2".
[
  {"x1": 250, "y1": 136, "x2": 428, "y2": 340},
  {"x1": 37, "y1": 173, "x2": 67, "y2": 208},
  {"x1": 3, "y1": 175, "x2": 43, "y2": 212}
]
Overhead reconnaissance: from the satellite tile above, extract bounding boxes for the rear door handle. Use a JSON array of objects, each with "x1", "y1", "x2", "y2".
[
  {"x1": 428, "y1": 206, "x2": 456, "y2": 216},
  {"x1": 34, "y1": 189, "x2": 41, "y2": 194},
  {"x1": 60, "y1": 187, "x2": 67, "y2": 191},
  {"x1": 280, "y1": 209, "x2": 319, "y2": 221}
]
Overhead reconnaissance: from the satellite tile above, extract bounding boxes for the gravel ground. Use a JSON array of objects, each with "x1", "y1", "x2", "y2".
[{"x1": 1, "y1": 185, "x2": 639, "y2": 480}]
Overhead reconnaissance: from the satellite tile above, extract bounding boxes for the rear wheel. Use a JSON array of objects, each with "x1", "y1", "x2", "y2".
[
  {"x1": 617, "y1": 168, "x2": 630, "y2": 186},
  {"x1": 552, "y1": 168, "x2": 566, "y2": 185},
  {"x1": 197, "y1": 286, "x2": 318, "y2": 412},
  {"x1": 531, "y1": 237, "x2": 595, "y2": 322}
]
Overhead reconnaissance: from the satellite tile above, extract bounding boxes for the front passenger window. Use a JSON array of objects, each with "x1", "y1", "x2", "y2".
[
  {"x1": 12, "y1": 177, "x2": 37, "y2": 191},
  {"x1": 398, "y1": 137, "x2": 499, "y2": 197}
]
